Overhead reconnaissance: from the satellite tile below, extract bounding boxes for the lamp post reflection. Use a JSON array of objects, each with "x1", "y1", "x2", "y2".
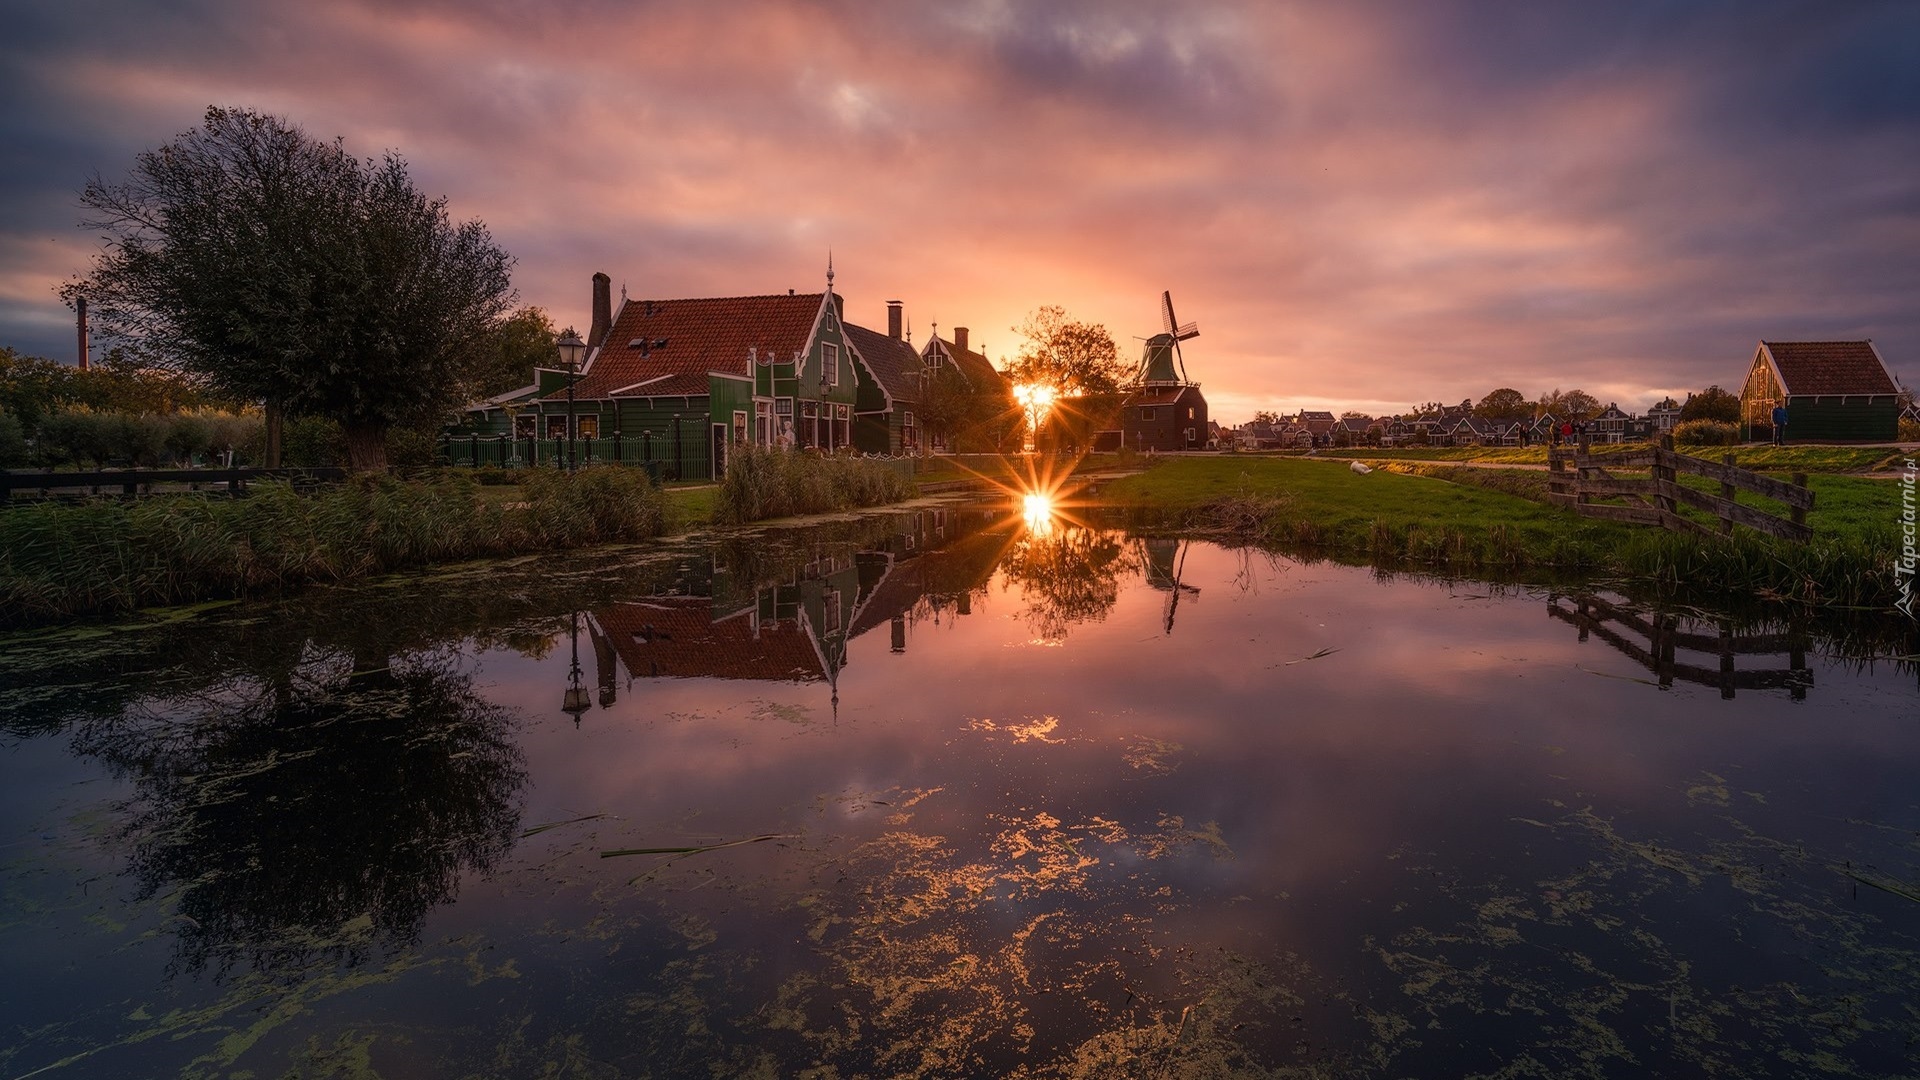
[{"x1": 563, "y1": 611, "x2": 592, "y2": 725}]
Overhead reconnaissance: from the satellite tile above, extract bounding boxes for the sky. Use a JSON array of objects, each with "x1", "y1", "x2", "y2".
[{"x1": 2, "y1": 0, "x2": 1916, "y2": 423}]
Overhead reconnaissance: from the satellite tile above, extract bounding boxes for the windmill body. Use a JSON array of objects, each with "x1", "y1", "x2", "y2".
[{"x1": 1115, "y1": 291, "x2": 1210, "y2": 451}]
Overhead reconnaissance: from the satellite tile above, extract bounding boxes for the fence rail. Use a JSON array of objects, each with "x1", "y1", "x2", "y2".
[
  {"x1": 438, "y1": 433, "x2": 714, "y2": 481},
  {"x1": 0, "y1": 467, "x2": 347, "y2": 504},
  {"x1": 1546, "y1": 433, "x2": 1813, "y2": 542}
]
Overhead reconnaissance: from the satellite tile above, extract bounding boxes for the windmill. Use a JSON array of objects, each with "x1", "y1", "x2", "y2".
[{"x1": 1136, "y1": 290, "x2": 1199, "y2": 386}]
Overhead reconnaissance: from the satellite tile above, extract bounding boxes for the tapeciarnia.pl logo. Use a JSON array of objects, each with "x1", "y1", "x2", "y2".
[{"x1": 1899, "y1": 458, "x2": 1917, "y2": 620}]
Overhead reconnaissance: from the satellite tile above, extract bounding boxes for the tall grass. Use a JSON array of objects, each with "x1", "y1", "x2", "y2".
[
  {"x1": 0, "y1": 468, "x2": 666, "y2": 626},
  {"x1": 713, "y1": 446, "x2": 915, "y2": 524}
]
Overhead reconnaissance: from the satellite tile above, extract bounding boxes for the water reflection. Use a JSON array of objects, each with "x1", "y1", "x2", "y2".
[
  {"x1": 3, "y1": 509, "x2": 1919, "y2": 1077},
  {"x1": 74, "y1": 650, "x2": 524, "y2": 979},
  {"x1": 1548, "y1": 591, "x2": 1815, "y2": 699}
]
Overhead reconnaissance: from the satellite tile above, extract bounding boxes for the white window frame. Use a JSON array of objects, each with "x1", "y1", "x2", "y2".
[{"x1": 821, "y1": 342, "x2": 839, "y2": 387}]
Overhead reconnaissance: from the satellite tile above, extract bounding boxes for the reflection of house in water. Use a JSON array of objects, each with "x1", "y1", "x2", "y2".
[
  {"x1": 1140, "y1": 538, "x2": 1200, "y2": 635},
  {"x1": 583, "y1": 509, "x2": 1010, "y2": 710},
  {"x1": 1548, "y1": 593, "x2": 1813, "y2": 699}
]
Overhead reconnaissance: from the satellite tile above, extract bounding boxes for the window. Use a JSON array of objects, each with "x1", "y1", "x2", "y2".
[
  {"x1": 732, "y1": 411, "x2": 747, "y2": 445},
  {"x1": 514, "y1": 415, "x2": 537, "y2": 438},
  {"x1": 1187, "y1": 407, "x2": 1195, "y2": 420},
  {"x1": 754, "y1": 400, "x2": 772, "y2": 444},
  {"x1": 546, "y1": 416, "x2": 567, "y2": 438},
  {"x1": 836, "y1": 403, "x2": 851, "y2": 446},
  {"x1": 1140, "y1": 407, "x2": 1156, "y2": 421},
  {"x1": 821, "y1": 342, "x2": 839, "y2": 387},
  {"x1": 578, "y1": 416, "x2": 600, "y2": 439},
  {"x1": 903, "y1": 410, "x2": 916, "y2": 449}
]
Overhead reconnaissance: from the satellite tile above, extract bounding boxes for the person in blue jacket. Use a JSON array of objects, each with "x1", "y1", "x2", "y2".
[{"x1": 1771, "y1": 404, "x2": 1787, "y2": 446}]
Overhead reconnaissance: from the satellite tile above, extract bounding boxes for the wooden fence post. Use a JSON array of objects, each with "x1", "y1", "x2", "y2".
[
  {"x1": 1720, "y1": 452, "x2": 1737, "y2": 535},
  {"x1": 1653, "y1": 433, "x2": 1676, "y2": 521},
  {"x1": 1790, "y1": 473, "x2": 1808, "y2": 532}
]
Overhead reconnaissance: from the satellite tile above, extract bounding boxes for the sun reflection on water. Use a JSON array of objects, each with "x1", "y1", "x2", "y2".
[{"x1": 1021, "y1": 493, "x2": 1054, "y2": 535}]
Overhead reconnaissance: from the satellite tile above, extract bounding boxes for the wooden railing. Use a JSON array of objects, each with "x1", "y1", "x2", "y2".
[
  {"x1": 1548, "y1": 592, "x2": 1812, "y2": 699},
  {"x1": 1546, "y1": 433, "x2": 1813, "y2": 542},
  {"x1": 0, "y1": 467, "x2": 345, "y2": 504}
]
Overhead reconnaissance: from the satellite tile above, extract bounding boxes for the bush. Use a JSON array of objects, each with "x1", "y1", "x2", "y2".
[
  {"x1": 34, "y1": 411, "x2": 112, "y2": 467},
  {"x1": 714, "y1": 445, "x2": 916, "y2": 524},
  {"x1": 282, "y1": 415, "x2": 346, "y2": 467},
  {"x1": 1674, "y1": 419, "x2": 1740, "y2": 446},
  {"x1": 1899, "y1": 417, "x2": 1920, "y2": 442}
]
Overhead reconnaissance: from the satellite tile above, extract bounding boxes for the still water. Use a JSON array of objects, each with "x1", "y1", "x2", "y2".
[{"x1": 1, "y1": 502, "x2": 1916, "y2": 1078}]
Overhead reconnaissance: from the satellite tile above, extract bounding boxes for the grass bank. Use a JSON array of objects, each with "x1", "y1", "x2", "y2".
[
  {"x1": 0, "y1": 468, "x2": 668, "y2": 627},
  {"x1": 1312, "y1": 443, "x2": 1906, "y2": 473},
  {"x1": 1101, "y1": 457, "x2": 1907, "y2": 609}
]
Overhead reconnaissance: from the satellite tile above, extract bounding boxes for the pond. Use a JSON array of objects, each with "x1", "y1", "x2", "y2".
[{"x1": 1, "y1": 500, "x2": 1917, "y2": 1079}]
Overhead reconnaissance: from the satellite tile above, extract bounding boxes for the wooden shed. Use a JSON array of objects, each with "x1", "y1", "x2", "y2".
[{"x1": 1739, "y1": 341, "x2": 1900, "y2": 442}]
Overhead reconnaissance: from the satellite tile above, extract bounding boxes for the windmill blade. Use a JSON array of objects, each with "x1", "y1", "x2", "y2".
[
  {"x1": 1174, "y1": 321, "x2": 1199, "y2": 341},
  {"x1": 1161, "y1": 290, "x2": 1179, "y2": 336},
  {"x1": 1171, "y1": 334, "x2": 1190, "y2": 384}
]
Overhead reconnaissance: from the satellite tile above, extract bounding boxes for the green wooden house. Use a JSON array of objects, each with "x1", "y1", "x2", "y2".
[
  {"x1": 465, "y1": 270, "x2": 919, "y2": 476},
  {"x1": 1739, "y1": 341, "x2": 1901, "y2": 442}
]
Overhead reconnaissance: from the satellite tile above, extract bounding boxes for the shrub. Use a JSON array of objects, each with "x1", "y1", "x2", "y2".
[
  {"x1": 1899, "y1": 417, "x2": 1920, "y2": 442},
  {"x1": 282, "y1": 415, "x2": 346, "y2": 467},
  {"x1": 34, "y1": 411, "x2": 112, "y2": 467},
  {"x1": 1674, "y1": 419, "x2": 1740, "y2": 446}
]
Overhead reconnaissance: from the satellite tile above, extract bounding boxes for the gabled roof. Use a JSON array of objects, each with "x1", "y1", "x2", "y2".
[
  {"x1": 1297, "y1": 410, "x2": 1335, "y2": 421},
  {"x1": 1758, "y1": 341, "x2": 1898, "y2": 397},
  {"x1": 1594, "y1": 403, "x2": 1630, "y2": 420},
  {"x1": 590, "y1": 598, "x2": 826, "y2": 682},
  {"x1": 1126, "y1": 384, "x2": 1205, "y2": 408},
  {"x1": 550, "y1": 292, "x2": 828, "y2": 401},
  {"x1": 843, "y1": 322, "x2": 920, "y2": 406},
  {"x1": 923, "y1": 334, "x2": 1004, "y2": 389}
]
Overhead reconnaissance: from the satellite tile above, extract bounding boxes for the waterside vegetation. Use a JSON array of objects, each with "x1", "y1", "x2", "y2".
[
  {"x1": 0, "y1": 469, "x2": 667, "y2": 627},
  {"x1": 713, "y1": 445, "x2": 916, "y2": 524},
  {"x1": 1102, "y1": 456, "x2": 1906, "y2": 609}
]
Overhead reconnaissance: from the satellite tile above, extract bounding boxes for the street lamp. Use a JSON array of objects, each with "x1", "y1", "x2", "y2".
[
  {"x1": 557, "y1": 329, "x2": 586, "y2": 471},
  {"x1": 563, "y1": 611, "x2": 592, "y2": 726}
]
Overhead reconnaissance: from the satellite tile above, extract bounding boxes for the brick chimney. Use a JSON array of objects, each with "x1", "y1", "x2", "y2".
[
  {"x1": 590, "y1": 272, "x2": 612, "y2": 348},
  {"x1": 953, "y1": 326, "x2": 969, "y2": 353},
  {"x1": 76, "y1": 296, "x2": 90, "y2": 371},
  {"x1": 887, "y1": 301, "x2": 903, "y2": 340}
]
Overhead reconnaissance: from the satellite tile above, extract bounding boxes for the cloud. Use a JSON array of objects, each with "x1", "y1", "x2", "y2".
[{"x1": 1, "y1": 0, "x2": 1914, "y2": 415}]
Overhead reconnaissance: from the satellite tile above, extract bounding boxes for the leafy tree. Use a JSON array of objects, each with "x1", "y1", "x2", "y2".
[
  {"x1": 1252, "y1": 410, "x2": 1280, "y2": 426},
  {"x1": 0, "y1": 409, "x2": 27, "y2": 467},
  {"x1": 471, "y1": 306, "x2": 558, "y2": 400},
  {"x1": 916, "y1": 364, "x2": 1017, "y2": 452},
  {"x1": 1679, "y1": 384, "x2": 1741, "y2": 423},
  {"x1": 1538, "y1": 388, "x2": 1599, "y2": 420},
  {"x1": 1007, "y1": 306, "x2": 1128, "y2": 396},
  {"x1": 1473, "y1": 387, "x2": 1533, "y2": 422},
  {"x1": 66, "y1": 106, "x2": 515, "y2": 471},
  {"x1": 0, "y1": 347, "x2": 75, "y2": 433}
]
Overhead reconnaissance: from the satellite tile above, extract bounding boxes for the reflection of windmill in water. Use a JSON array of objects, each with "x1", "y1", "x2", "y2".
[
  {"x1": 1140, "y1": 537, "x2": 1200, "y2": 635},
  {"x1": 1119, "y1": 291, "x2": 1210, "y2": 452}
]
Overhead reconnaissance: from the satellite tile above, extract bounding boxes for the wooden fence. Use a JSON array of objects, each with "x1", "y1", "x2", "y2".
[
  {"x1": 0, "y1": 467, "x2": 346, "y2": 504},
  {"x1": 1547, "y1": 592, "x2": 1812, "y2": 699},
  {"x1": 1547, "y1": 433, "x2": 1813, "y2": 542}
]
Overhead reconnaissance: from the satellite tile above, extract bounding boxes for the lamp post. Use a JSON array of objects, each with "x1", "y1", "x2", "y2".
[
  {"x1": 557, "y1": 329, "x2": 586, "y2": 472},
  {"x1": 502, "y1": 401, "x2": 523, "y2": 467}
]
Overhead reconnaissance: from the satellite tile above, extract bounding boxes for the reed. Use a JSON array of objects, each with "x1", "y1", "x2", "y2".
[
  {"x1": 712, "y1": 445, "x2": 915, "y2": 525},
  {"x1": 0, "y1": 468, "x2": 668, "y2": 626}
]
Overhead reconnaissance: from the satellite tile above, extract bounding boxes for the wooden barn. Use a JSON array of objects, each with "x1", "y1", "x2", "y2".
[{"x1": 1740, "y1": 341, "x2": 1900, "y2": 442}]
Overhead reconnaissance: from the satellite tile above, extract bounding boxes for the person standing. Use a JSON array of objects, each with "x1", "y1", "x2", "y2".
[{"x1": 1771, "y1": 403, "x2": 1788, "y2": 446}]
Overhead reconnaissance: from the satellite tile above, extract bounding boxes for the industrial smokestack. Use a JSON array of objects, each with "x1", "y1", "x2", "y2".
[
  {"x1": 953, "y1": 326, "x2": 969, "y2": 353},
  {"x1": 76, "y1": 297, "x2": 89, "y2": 371},
  {"x1": 590, "y1": 272, "x2": 612, "y2": 348},
  {"x1": 887, "y1": 301, "x2": 902, "y2": 340}
]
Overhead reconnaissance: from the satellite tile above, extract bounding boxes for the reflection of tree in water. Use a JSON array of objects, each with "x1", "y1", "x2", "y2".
[
  {"x1": 73, "y1": 649, "x2": 525, "y2": 980},
  {"x1": 997, "y1": 526, "x2": 1141, "y2": 641}
]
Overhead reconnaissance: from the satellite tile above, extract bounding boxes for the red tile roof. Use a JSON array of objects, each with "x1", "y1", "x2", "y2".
[
  {"x1": 590, "y1": 598, "x2": 825, "y2": 682},
  {"x1": 549, "y1": 293, "x2": 828, "y2": 401},
  {"x1": 1761, "y1": 341, "x2": 1897, "y2": 397}
]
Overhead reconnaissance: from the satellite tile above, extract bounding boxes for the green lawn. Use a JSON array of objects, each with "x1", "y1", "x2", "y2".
[{"x1": 1316, "y1": 443, "x2": 1905, "y2": 473}]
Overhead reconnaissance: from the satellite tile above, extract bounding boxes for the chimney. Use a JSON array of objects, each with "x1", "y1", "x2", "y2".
[
  {"x1": 887, "y1": 300, "x2": 903, "y2": 340},
  {"x1": 832, "y1": 292, "x2": 845, "y2": 322},
  {"x1": 590, "y1": 272, "x2": 612, "y2": 348},
  {"x1": 953, "y1": 326, "x2": 969, "y2": 353},
  {"x1": 76, "y1": 296, "x2": 90, "y2": 371}
]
